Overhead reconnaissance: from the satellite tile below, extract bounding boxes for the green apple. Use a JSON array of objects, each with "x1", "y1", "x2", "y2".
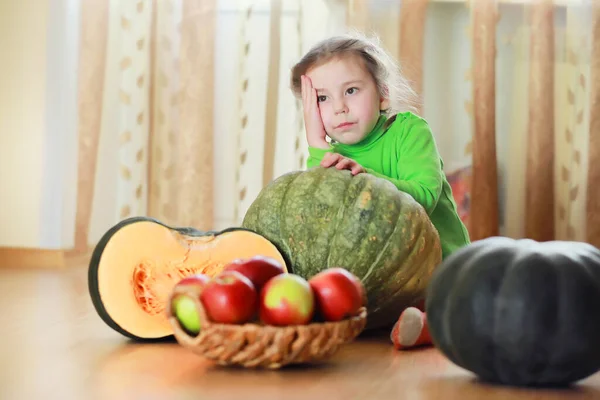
[
  {"x1": 259, "y1": 274, "x2": 315, "y2": 326},
  {"x1": 169, "y1": 274, "x2": 210, "y2": 335},
  {"x1": 171, "y1": 294, "x2": 202, "y2": 335}
]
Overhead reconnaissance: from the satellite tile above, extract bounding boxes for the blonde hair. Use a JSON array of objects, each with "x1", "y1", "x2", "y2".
[{"x1": 290, "y1": 32, "x2": 421, "y2": 118}]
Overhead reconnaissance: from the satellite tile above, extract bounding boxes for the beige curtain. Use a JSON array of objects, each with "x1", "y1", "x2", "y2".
[
  {"x1": 497, "y1": 0, "x2": 598, "y2": 246},
  {"x1": 388, "y1": 0, "x2": 598, "y2": 246},
  {"x1": 147, "y1": 0, "x2": 215, "y2": 230},
  {"x1": 77, "y1": 0, "x2": 216, "y2": 247},
  {"x1": 74, "y1": 0, "x2": 599, "y2": 252},
  {"x1": 73, "y1": 0, "x2": 109, "y2": 252}
]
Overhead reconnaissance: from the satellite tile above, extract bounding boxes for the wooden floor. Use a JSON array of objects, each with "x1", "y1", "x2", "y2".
[{"x1": 2, "y1": 266, "x2": 600, "y2": 400}]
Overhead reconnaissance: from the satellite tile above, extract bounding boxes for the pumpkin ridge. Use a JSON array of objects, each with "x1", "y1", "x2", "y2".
[
  {"x1": 297, "y1": 168, "x2": 350, "y2": 275},
  {"x1": 554, "y1": 244, "x2": 600, "y2": 384},
  {"x1": 364, "y1": 202, "x2": 419, "y2": 300},
  {"x1": 445, "y1": 242, "x2": 508, "y2": 372},
  {"x1": 552, "y1": 258, "x2": 572, "y2": 384},
  {"x1": 249, "y1": 170, "x2": 300, "y2": 272},
  {"x1": 338, "y1": 175, "x2": 380, "y2": 276},
  {"x1": 540, "y1": 250, "x2": 599, "y2": 385},
  {"x1": 559, "y1": 251, "x2": 600, "y2": 382},
  {"x1": 357, "y1": 189, "x2": 440, "y2": 328},
  {"x1": 277, "y1": 172, "x2": 304, "y2": 269},
  {"x1": 443, "y1": 261, "x2": 473, "y2": 370},
  {"x1": 341, "y1": 178, "x2": 413, "y2": 291},
  {"x1": 306, "y1": 167, "x2": 340, "y2": 273},
  {"x1": 426, "y1": 243, "x2": 475, "y2": 365},
  {"x1": 524, "y1": 242, "x2": 600, "y2": 383},
  {"x1": 324, "y1": 171, "x2": 355, "y2": 270},
  {"x1": 379, "y1": 196, "x2": 431, "y2": 288},
  {"x1": 572, "y1": 246, "x2": 600, "y2": 286},
  {"x1": 324, "y1": 172, "x2": 374, "y2": 276},
  {"x1": 368, "y1": 209, "x2": 428, "y2": 313},
  {"x1": 358, "y1": 181, "x2": 405, "y2": 284},
  {"x1": 489, "y1": 245, "x2": 527, "y2": 383}
]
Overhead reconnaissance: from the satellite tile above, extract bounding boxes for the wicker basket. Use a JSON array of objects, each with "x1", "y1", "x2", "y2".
[{"x1": 166, "y1": 286, "x2": 367, "y2": 369}]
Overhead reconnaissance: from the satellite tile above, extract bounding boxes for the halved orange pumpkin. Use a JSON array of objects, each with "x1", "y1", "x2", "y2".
[{"x1": 88, "y1": 217, "x2": 288, "y2": 341}]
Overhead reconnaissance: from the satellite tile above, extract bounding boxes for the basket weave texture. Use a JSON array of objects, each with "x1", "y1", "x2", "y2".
[{"x1": 167, "y1": 287, "x2": 367, "y2": 369}]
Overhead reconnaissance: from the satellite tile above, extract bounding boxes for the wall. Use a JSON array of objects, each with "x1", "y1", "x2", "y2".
[
  {"x1": 0, "y1": 0, "x2": 49, "y2": 248},
  {"x1": 42, "y1": 0, "x2": 80, "y2": 249},
  {"x1": 0, "y1": 0, "x2": 79, "y2": 249}
]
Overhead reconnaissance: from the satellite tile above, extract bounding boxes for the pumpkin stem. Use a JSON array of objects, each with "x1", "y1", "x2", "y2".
[{"x1": 390, "y1": 307, "x2": 432, "y2": 350}]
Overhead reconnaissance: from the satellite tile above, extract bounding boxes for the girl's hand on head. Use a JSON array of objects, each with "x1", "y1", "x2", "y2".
[
  {"x1": 301, "y1": 75, "x2": 329, "y2": 149},
  {"x1": 321, "y1": 153, "x2": 365, "y2": 176}
]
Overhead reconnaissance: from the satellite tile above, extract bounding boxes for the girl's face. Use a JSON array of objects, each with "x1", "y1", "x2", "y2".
[{"x1": 306, "y1": 55, "x2": 389, "y2": 145}]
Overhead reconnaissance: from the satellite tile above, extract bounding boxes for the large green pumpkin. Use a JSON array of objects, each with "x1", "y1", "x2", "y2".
[
  {"x1": 426, "y1": 236, "x2": 600, "y2": 387},
  {"x1": 242, "y1": 167, "x2": 442, "y2": 329}
]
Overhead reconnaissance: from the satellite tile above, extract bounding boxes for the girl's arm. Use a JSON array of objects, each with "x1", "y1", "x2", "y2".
[
  {"x1": 365, "y1": 116, "x2": 444, "y2": 215},
  {"x1": 306, "y1": 146, "x2": 332, "y2": 169}
]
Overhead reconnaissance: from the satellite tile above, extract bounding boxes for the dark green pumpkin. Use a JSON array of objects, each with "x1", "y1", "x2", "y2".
[
  {"x1": 242, "y1": 167, "x2": 442, "y2": 329},
  {"x1": 426, "y1": 236, "x2": 600, "y2": 387}
]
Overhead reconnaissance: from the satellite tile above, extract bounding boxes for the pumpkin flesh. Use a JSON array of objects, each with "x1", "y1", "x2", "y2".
[{"x1": 89, "y1": 217, "x2": 286, "y2": 341}]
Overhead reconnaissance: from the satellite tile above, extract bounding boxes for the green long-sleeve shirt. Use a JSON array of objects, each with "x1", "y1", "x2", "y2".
[{"x1": 307, "y1": 112, "x2": 471, "y2": 259}]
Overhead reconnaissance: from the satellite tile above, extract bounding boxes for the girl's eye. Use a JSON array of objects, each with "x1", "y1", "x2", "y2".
[
  {"x1": 317, "y1": 95, "x2": 327, "y2": 102},
  {"x1": 346, "y1": 87, "x2": 358, "y2": 95}
]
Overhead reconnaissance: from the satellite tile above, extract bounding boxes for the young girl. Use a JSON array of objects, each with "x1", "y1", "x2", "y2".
[{"x1": 290, "y1": 33, "x2": 471, "y2": 349}]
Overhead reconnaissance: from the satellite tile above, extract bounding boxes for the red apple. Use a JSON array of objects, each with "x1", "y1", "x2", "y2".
[
  {"x1": 309, "y1": 268, "x2": 365, "y2": 322},
  {"x1": 223, "y1": 255, "x2": 285, "y2": 292},
  {"x1": 175, "y1": 273, "x2": 211, "y2": 291},
  {"x1": 199, "y1": 270, "x2": 257, "y2": 324},
  {"x1": 259, "y1": 274, "x2": 315, "y2": 326}
]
